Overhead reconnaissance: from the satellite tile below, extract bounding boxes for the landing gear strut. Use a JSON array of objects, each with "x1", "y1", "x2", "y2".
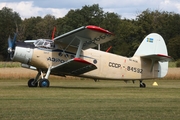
[
  {"x1": 140, "y1": 80, "x2": 146, "y2": 88},
  {"x1": 28, "y1": 67, "x2": 51, "y2": 88}
]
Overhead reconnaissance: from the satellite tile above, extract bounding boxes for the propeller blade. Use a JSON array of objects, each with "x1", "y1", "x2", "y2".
[
  {"x1": 8, "y1": 35, "x2": 13, "y2": 48},
  {"x1": 7, "y1": 33, "x2": 17, "y2": 58},
  {"x1": 12, "y1": 33, "x2": 17, "y2": 48}
]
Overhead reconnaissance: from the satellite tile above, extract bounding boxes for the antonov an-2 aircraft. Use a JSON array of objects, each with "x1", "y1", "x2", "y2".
[{"x1": 7, "y1": 25, "x2": 172, "y2": 88}]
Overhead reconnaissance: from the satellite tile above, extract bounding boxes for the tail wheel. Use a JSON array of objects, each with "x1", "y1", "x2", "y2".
[
  {"x1": 140, "y1": 83, "x2": 146, "y2": 88},
  {"x1": 39, "y1": 79, "x2": 50, "y2": 87},
  {"x1": 28, "y1": 78, "x2": 38, "y2": 87}
]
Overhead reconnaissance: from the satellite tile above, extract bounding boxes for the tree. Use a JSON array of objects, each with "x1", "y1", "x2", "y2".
[
  {"x1": 0, "y1": 7, "x2": 21, "y2": 60},
  {"x1": 112, "y1": 19, "x2": 140, "y2": 56},
  {"x1": 19, "y1": 16, "x2": 42, "y2": 40},
  {"x1": 56, "y1": 4, "x2": 105, "y2": 34},
  {"x1": 167, "y1": 36, "x2": 180, "y2": 60},
  {"x1": 36, "y1": 14, "x2": 57, "y2": 39},
  {"x1": 97, "y1": 12, "x2": 121, "y2": 53},
  {"x1": 19, "y1": 15, "x2": 57, "y2": 40}
]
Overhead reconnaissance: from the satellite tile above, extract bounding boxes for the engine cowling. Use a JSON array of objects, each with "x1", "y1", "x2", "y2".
[{"x1": 12, "y1": 43, "x2": 33, "y2": 64}]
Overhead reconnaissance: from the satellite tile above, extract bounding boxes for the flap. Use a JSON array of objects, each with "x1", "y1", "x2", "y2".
[
  {"x1": 51, "y1": 58, "x2": 97, "y2": 75},
  {"x1": 54, "y1": 25, "x2": 114, "y2": 49},
  {"x1": 141, "y1": 54, "x2": 173, "y2": 62}
]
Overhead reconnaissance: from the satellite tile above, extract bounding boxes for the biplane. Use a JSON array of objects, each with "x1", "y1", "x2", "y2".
[{"x1": 7, "y1": 25, "x2": 172, "y2": 88}]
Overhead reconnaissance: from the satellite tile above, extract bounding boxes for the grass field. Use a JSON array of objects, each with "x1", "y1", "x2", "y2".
[
  {"x1": 0, "y1": 66, "x2": 180, "y2": 120},
  {"x1": 0, "y1": 79, "x2": 180, "y2": 120},
  {"x1": 0, "y1": 62, "x2": 21, "y2": 68}
]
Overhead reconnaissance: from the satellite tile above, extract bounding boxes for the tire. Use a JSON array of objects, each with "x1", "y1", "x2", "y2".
[
  {"x1": 142, "y1": 83, "x2": 146, "y2": 88},
  {"x1": 28, "y1": 78, "x2": 38, "y2": 87},
  {"x1": 140, "y1": 83, "x2": 146, "y2": 88},
  {"x1": 39, "y1": 79, "x2": 50, "y2": 87}
]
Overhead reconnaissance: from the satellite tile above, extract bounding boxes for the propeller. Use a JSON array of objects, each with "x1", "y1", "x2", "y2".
[{"x1": 7, "y1": 33, "x2": 17, "y2": 59}]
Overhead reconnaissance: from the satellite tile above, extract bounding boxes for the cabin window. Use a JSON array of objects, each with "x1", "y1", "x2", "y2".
[{"x1": 34, "y1": 39, "x2": 54, "y2": 49}]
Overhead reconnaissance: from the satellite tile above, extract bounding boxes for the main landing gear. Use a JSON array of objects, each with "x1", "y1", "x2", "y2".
[
  {"x1": 28, "y1": 78, "x2": 50, "y2": 87},
  {"x1": 140, "y1": 80, "x2": 146, "y2": 88},
  {"x1": 28, "y1": 68, "x2": 51, "y2": 88}
]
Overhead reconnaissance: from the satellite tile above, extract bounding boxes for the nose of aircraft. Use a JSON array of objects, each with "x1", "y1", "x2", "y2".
[{"x1": 7, "y1": 33, "x2": 17, "y2": 60}]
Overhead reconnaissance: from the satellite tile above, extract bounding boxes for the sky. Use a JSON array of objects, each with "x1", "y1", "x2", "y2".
[{"x1": 0, "y1": 0, "x2": 180, "y2": 19}]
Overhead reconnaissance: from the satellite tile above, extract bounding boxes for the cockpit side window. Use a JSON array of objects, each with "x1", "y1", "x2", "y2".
[
  {"x1": 50, "y1": 42, "x2": 55, "y2": 48},
  {"x1": 37, "y1": 41, "x2": 44, "y2": 46}
]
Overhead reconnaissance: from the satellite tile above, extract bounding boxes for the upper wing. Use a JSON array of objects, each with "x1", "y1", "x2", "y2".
[
  {"x1": 51, "y1": 58, "x2": 97, "y2": 75},
  {"x1": 54, "y1": 25, "x2": 114, "y2": 49}
]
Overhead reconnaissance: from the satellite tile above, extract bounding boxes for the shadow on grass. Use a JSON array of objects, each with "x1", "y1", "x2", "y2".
[
  {"x1": 18, "y1": 84, "x2": 139, "y2": 89},
  {"x1": 51, "y1": 86, "x2": 101, "y2": 89},
  {"x1": 17, "y1": 85, "x2": 101, "y2": 89}
]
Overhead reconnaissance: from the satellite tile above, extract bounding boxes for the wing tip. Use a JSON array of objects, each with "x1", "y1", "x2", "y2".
[
  {"x1": 74, "y1": 58, "x2": 92, "y2": 64},
  {"x1": 86, "y1": 25, "x2": 114, "y2": 35},
  {"x1": 158, "y1": 54, "x2": 174, "y2": 61},
  {"x1": 157, "y1": 54, "x2": 173, "y2": 59}
]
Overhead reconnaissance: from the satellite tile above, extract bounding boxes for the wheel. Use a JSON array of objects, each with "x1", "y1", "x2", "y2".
[
  {"x1": 140, "y1": 83, "x2": 146, "y2": 88},
  {"x1": 39, "y1": 79, "x2": 50, "y2": 87},
  {"x1": 28, "y1": 78, "x2": 38, "y2": 87}
]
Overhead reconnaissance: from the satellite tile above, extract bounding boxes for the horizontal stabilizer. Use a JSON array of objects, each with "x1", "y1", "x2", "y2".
[
  {"x1": 141, "y1": 54, "x2": 173, "y2": 62},
  {"x1": 51, "y1": 58, "x2": 97, "y2": 75}
]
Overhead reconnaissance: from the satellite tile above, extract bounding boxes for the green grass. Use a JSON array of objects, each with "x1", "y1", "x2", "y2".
[
  {"x1": 0, "y1": 62, "x2": 21, "y2": 68},
  {"x1": 0, "y1": 79, "x2": 180, "y2": 120}
]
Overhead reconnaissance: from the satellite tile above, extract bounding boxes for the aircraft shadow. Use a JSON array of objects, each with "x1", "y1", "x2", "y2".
[
  {"x1": 18, "y1": 85, "x2": 101, "y2": 89},
  {"x1": 18, "y1": 85, "x2": 138, "y2": 89},
  {"x1": 50, "y1": 86, "x2": 102, "y2": 89}
]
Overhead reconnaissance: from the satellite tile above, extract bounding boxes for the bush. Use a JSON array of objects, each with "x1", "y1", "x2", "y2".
[{"x1": 176, "y1": 60, "x2": 180, "y2": 67}]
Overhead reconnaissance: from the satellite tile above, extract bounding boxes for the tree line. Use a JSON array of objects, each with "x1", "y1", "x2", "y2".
[{"x1": 0, "y1": 4, "x2": 180, "y2": 60}]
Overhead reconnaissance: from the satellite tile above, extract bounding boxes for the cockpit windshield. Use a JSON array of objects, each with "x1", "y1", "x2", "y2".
[{"x1": 34, "y1": 39, "x2": 54, "y2": 49}]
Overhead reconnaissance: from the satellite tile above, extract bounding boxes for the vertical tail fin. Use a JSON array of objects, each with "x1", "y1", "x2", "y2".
[
  {"x1": 134, "y1": 33, "x2": 172, "y2": 78},
  {"x1": 134, "y1": 33, "x2": 167, "y2": 56}
]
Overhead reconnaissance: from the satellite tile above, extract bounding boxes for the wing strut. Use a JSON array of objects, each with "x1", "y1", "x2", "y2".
[
  {"x1": 76, "y1": 39, "x2": 84, "y2": 58},
  {"x1": 75, "y1": 36, "x2": 91, "y2": 58}
]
